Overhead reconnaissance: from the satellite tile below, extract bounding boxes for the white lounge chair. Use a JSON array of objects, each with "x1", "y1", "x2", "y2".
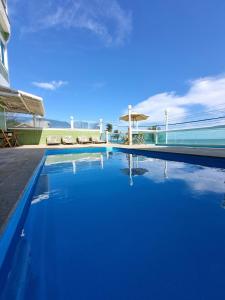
[
  {"x1": 77, "y1": 136, "x2": 90, "y2": 144},
  {"x1": 46, "y1": 136, "x2": 61, "y2": 145},
  {"x1": 62, "y1": 136, "x2": 76, "y2": 145},
  {"x1": 91, "y1": 137, "x2": 105, "y2": 144}
]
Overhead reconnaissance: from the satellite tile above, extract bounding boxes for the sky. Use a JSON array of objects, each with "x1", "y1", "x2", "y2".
[{"x1": 7, "y1": 0, "x2": 225, "y2": 124}]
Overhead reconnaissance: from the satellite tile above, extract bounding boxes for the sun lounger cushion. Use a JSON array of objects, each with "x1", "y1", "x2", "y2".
[
  {"x1": 46, "y1": 136, "x2": 61, "y2": 145},
  {"x1": 77, "y1": 136, "x2": 90, "y2": 143},
  {"x1": 91, "y1": 137, "x2": 105, "y2": 144},
  {"x1": 62, "y1": 136, "x2": 75, "y2": 144}
]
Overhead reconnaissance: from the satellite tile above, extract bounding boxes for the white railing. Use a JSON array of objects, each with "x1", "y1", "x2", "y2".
[{"x1": 4, "y1": 113, "x2": 100, "y2": 130}]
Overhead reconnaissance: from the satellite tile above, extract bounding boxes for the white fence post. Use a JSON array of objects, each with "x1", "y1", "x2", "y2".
[
  {"x1": 99, "y1": 118, "x2": 103, "y2": 135},
  {"x1": 106, "y1": 130, "x2": 109, "y2": 143},
  {"x1": 70, "y1": 116, "x2": 74, "y2": 129},
  {"x1": 33, "y1": 114, "x2": 36, "y2": 127},
  {"x1": 128, "y1": 105, "x2": 132, "y2": 145},
  {"x1": 165, "y1": 109, "x2": 168, "y2": 144}
]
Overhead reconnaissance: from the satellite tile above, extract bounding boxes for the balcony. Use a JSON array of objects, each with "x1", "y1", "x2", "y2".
[
  {"x1": 1, "y1": 0, "x2": 6, "y2": 10},
  {"x1": 0, "y1": 60, "x2": 8, "y2": 82},
  {"x1": 0, "y1": 0, "x2": 10, "y2": 40}
]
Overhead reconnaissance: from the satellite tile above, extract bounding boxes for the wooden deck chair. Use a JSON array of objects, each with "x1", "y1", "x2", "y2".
[{"x1": 0, "y1": 129, "x2": 13, "y2": 147}]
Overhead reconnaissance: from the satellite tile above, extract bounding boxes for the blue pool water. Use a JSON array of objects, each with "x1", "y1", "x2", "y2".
[{"x1": 1, "y1": 148, "x2": 225, "y2": 299}]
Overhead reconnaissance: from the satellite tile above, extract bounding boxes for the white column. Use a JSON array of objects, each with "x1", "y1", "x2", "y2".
[
  {"x1": 165, "y1": 109, "x2": 168, "y2": 145},
  {"x1": 33, "y1": 115, "x2": 36, "y2": 127},
  {"x1": 70, "y1": 116, "x2": 74, "y2": 129},
  {"x1": 4, "y1": 47, "x2": 9, "y2": 71},
  {"x1": 128, "y1": 105, "x2": 132, "y2": 145},
  {"x1": 106, "y1": 130, "x2": 109, "y2": 143},
  {"x1": 99, "y1": 118, "x2": 103, "y2": 134}
]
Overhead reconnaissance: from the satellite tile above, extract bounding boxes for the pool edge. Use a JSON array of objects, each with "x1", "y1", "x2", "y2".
[{"x1": 0, "y1": 154, "x2": 46, "y2": 271}]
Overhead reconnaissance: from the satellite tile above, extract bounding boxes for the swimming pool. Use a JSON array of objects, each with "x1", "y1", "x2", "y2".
[{"x1": 1, "y1": 147, "x2": 225, "y2": 299}]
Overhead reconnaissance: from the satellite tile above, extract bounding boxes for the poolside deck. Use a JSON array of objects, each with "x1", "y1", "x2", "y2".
[
  {"x1": 0, "y1": 148, "x2": 45, "y2": 234},
  {"x1": 0, "y1": 143, "x2": 225, "y2": 235}
]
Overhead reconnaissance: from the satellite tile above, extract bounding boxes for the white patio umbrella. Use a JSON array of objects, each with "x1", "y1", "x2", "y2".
[
  {"x1": 120, "y1": 112, "x2": 149, "y2": 130},
  {"x1": 119, "y1": 105, "x2": 149, "y2": 145}
]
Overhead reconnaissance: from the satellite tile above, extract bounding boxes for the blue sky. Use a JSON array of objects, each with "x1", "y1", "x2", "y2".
[{"x1": 8, "y1": 0, "x2": 225, "y2": 123}]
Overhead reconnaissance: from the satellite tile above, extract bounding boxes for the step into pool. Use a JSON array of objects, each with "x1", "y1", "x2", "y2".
[{"x1": 1, "y1": 148, "x2": 225, "y2": 300}]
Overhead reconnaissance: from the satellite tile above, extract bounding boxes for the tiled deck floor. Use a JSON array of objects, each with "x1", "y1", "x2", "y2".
[{"x1": 0, "y1": 148, "x2": 45, "y2": 234}]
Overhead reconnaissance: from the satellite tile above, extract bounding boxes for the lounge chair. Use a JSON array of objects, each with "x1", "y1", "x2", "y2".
[
  {"x1": 62, "y1": 136, "x2": 76, "y2": 145},
  {"x1": 46, "y1": 136, "x2": 61, "y2": 145},
  {"x1": 91, "y1": 137, "x2": 105, "y2": 144},
  {"x1": 77, "y1": 136, "x2": 90, "y2": 144},
  {"x1": 0, "y1": 129, "x2": 13, "y2": 147}
]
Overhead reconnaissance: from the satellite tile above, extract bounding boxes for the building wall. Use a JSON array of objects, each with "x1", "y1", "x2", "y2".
[
  {"x1": 12, "y1": 128, "x2": 101, "y2": 145},
  {"x1": 0, "y1": 0, "x2": 10, "y2": 88}
]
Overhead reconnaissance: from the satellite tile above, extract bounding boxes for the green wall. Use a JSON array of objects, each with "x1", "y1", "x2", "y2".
[{"x1": 13, "y1": 129, "x2": 100, "y2": 145}]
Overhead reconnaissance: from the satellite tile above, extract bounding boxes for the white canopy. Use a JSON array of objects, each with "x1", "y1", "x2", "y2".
[{"x1": 0, "y1": 86, "x2": 44, "y2": 116}]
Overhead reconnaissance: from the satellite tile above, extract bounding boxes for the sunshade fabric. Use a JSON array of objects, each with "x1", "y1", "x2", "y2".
[
  {"x1": 120, "y1": 112, "x2": 149, "y2": 122},
  {"x1": 0, "y1": 86, "x2": 44, "y2": 116}
]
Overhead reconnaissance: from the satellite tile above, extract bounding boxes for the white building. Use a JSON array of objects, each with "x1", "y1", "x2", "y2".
[
  {"x1": 0, "y1": 0, "x2": 10, "y2": 87},
  {"x1": 0, "y1": 0, "x2": 44, "y2": 130}
]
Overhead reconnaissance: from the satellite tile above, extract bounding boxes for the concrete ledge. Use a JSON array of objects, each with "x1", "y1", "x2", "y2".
[{"x1": 15, "y1": 143, "x2": 225, "y2": 158}]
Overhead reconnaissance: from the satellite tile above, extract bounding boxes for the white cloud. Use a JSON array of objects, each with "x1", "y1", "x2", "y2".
[
  {"x1": 121, "y1": 156, "x2": 225, "y2": 195},
  {"x1": 10, "y1": 0, "x2": 132, "y2": 46},
  {"x1": 32, "y1": 80, "x2": 68, "y2": 90},
  {"x1": 132, "y1": 74, "x2": 225, "y2": 123},
  {"x1": 142, "y1": 159, "x2": 225, "y2": 195}
]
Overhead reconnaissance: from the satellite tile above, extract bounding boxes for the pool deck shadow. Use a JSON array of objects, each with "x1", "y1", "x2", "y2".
[{"x1": 0, "y1": 143, "x2": 225, "y2": 236}]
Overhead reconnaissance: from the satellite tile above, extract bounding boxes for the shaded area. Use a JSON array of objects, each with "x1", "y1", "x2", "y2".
[{"x1": 0, "y1": 148, "x2": 45, "y2": 234}]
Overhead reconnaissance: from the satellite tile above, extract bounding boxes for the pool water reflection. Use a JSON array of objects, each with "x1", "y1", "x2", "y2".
[{"x1": 1, "y1": 150, "x2": 225, "y2": 300}]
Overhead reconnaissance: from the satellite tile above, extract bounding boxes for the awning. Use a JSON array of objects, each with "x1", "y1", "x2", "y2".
[{"x1": 0, "y1": 86, "x2": 45, "y2": 116}]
